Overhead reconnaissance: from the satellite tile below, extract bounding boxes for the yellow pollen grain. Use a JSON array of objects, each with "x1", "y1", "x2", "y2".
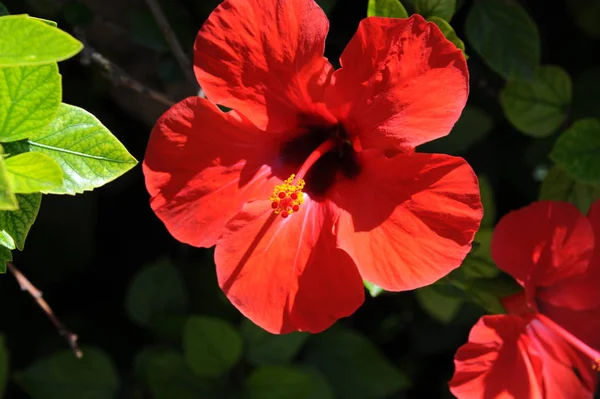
[{"x1": 270, "y1": 174, "x2": 305, "y2": 217}]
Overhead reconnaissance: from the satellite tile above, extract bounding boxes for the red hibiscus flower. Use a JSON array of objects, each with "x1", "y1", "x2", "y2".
[
  {"x1": 143, "y1": 0, "x2": 482, "y2": 334},
  {"x1": 449, "y1": 200, "x2": 600, "y2": 398}
]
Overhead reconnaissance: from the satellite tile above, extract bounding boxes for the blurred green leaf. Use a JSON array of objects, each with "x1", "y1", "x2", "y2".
[
  {"x1": 241, "y1": 319, "x2": 309, "y2": 366},
  {"x1": 0, "y1": 64, "x2": 61, "y2": 143},
  {"x1": 0, "y1": 148, "x2": 17, "y2": 210},
  {"x1": 465, "y1": 0, "x2": 540, "y2": 80},
  {"x1": 367, "y1": 0, "x2": 408, "y2": 18},
  {"x1": 461, "y1": 228, "x2": 499, "y2": 279},
  {"x1": 0, "y1": 3, "x2": 8, "y2": 16},
  {"x1": 467, "y1": 277, "x2": 521, "y2": 314},
  {"x1": 0, "y1": 15, "x2": 82, "y2": 66},
  {"x1": 316, "y1": 0, "x2": 340, "y2": 14},
  {"x1": 183, "y1": 315, "x2": 242, "y2": 378},
  {"x1": 404, "y1": 0, "x2": 455, "y2": 20},
  {"x1": 4, "y1": 152, "x2": 63, "y2": 193},
  {"x1": 136, "y1": 349, "x2": 226, "y2": 399},
  {"x1": 550, "y1": 118, "x2": 600, "y2": 185},
  {"x1": 125, "y1": 258, "x2": 188, "y2": 329},
  {"x1": 305, "y1": 329, "x2": 410, "y2": 399},
  {"x1": 419, "y1": 105, "x2": 493, "y2": 155},
  {"x1": 500, "y1": 66, "x2": 572, "y2": 137},
  {"x1": 18, "y1": 103, "x2": 138, "y2": 194},
  {"x1": 572, "y1": 67, "x2": 600, "y2": 120},
  {"x1": 363, "y1": 280, "x2": 384, "y2": 297},
  {"x1": 130, "y1": 10, "x2": 168, "y2": 52},
  {"x1": 540, "y1": 165, "x2": 600, "y2": 214},
  {"x1": 0, "y1": 335, "x2": 7, "y2": 396},
  {"x1": 62, "y1": 2, "x2": 93, "y2": 27},
  {"x1": 427, "y1": 16, "x2": 466, "y2": 57},
  {"x1": 479, "y1": 175, "x2": 496, "y2": 227},
  {"x1": 415, "y1": 285, "x2": 463, "y2": 324},
  {"x1": 15, "y1": 347, "x2": 119, "y2": 399},
  {"x1": 245, "y1": 366, "x2": 332, "y2": 399},
  {"x1": 0, "y1": 193, "x2": 41, "y2": 250},
  {"x1": 567, "y1": 0, "x2": 600, "y2": 39},
  {"x1": 0, "y1": 245, "x2": 11, "y2": 273}
]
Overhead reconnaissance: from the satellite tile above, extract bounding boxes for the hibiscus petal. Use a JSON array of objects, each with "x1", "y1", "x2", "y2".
[
  {"x1": 194, "y1": 0, "x2": 334, "y2": 133},
  {"x1": 326, "y1": 14, "x2": 468, "y2": 152},
  {"x1": 143, "y1": 97, "x2": 280, "y2": 248},
  {"x1": 332, "y1": 151, "x2": 482, "y2": 291},
  {"x1": 449, "y1": 315, "x2": 544, "y2": 399},
  {"x1": 491, "y1": 201, "x2": 594, "y2": 295},
  {"x1": 214, "y1": 199, "x2": 364, "y2": 334},
  {"x1": 538, "y1": 301, "x2": 600, "y2": 353}
]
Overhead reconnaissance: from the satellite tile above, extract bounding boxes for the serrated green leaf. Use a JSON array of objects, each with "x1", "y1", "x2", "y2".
[
  {"x1": 305, "y1": 329, "x2": 410, "y2": 399},
  {"x1": 363, "y1": 280, "x2": 384, "y2": 297},
  {"x1": 0, "y1": 244, "x2": 12, "y2": 273},
  {"x1": 0, "y1": 64, "x2": 61, "y2": 143},
  {"x1": 183, "y1": 315, "x2": 242, "y2": 378},
  {"x1": 427, "y1": 16, "x2": 466, "y2": 57},
  {"x1": 0, "y1": 335, "x2": 8, "y2": 396},
  {"x1": 404, "y1": 0, "x2": 456, "y2": 20},
  {"x1": 500, "y1": 66, "x2": 572, "y2": 137},
  {"x1": 465, "y1": 0, "x2": 540, "y2": 80},
  {"x1": 125, "y1": 258, "x2": 188, "y2": 329},
  {"x1": 4, "y1": 152, "x2": 63, "y2": 193},
  {"x1": 241, "y1": 319, "x2": 309, "y2": 366},
  {"x1": 14, "y1": 347, "x2": 119, "y2": 399},
  {"x1": 246, "y1": 366, "x2": 330, "y2": 399},
  {"x1": 416, "y1": 285, "x2": 463, "y2": 324},
  {"x1": 550, "y1": 119, "x2": 600, "y2": 185},
  {"x1": 567, "y1": 0, "x2": 600, "y2": 39},
  {"x1": 0, "y1": 193, "x2": 41, "y2": 250},
  {"x1": 367, "y1": 0, "x2": 408, "y2": 18},
  {"x1": 418, "y1": 105, "x2": 493, "y2": 155},
  {"x1": 0, "y1": 147, "x2": 17, "y2": 210},
  {"x1": 22, "y1": 103, "x2": 137, "y2": 194},
  {"x1": 539, "y1": 165, "x2": 600, "y2": 214},
  {"x1": 573, "y1": 67, "x2": 600, "y2": 120},
  {"x1": 0, "y1": 15, "x2": 82, "y2": 66}
]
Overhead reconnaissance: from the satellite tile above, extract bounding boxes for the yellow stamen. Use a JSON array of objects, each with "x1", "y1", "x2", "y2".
[{"x1": 270, "y1": 174, "x2": 305, "y2": 218}]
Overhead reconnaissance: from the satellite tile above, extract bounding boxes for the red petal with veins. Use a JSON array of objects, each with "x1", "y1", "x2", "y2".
[
  {"x1": 194, "y1": 0, "x2": 334, "y2": 133},
  {"x1": 326, "y1": 14, "x2": 468, "y2": 152},
  {"x1": 143, "y1": 97, "x2": 281, "y2": 248},
  {"x1": 331, "y1": 150, "x2": 481, "y2": 291},
  {"x1": 214, "y1": 199, "x2": 364, "y2": 334}
]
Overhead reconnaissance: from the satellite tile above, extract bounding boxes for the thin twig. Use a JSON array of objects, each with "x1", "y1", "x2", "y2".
[
  {"x1": 144, "y1": 0, "x2": 197, "y2": 87},
  {"x1": 74, "y1": 27, "x2": 176, "y2": 108},
  {"x1": 7, "y1": 262, "x2": 83, "y2": 359}
]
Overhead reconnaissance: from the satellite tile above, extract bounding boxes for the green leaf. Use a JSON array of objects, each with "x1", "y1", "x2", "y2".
[
  {"x1": 0, "y1": 3, "x2": 9, "y2": 16},
  {"x1": 550, "y1": 119, "x2": 600, "y2": 185},
  {"x1": 0, "y1": 245, "x2": 11, "y2": 273},
  {"x1": 500, "y1": 66, "x2": 572, "y2": 137},
  {"x1": 0, "y1": 15, "x2": 82, "y2": 66},
  {"x1": 241, "y1": 319, "x2": 309, "y2": 366},
  {"x1": 404, "y1": 0, "x2": 456, "y2": 20},
  {"x1": 467, "y1": 277, "x2": 521, "y2": 314},
  {"x1": 21, "y1": 103, "x2": 138, "y2": 194},
  {"x1": 246, "y1": 366, "x2": 330, "y2": 399},
  {"x1": 567, "y1": 0, "x2": 600, "y2": 39},
  {"x1": 363, "y1": 280, "x2": 384, "y2": 297},
  {"x1": 461, "y1": 228, "x2": 499, "y2": 279},
  {"x1": 305, "y1": 329, "x2": 410, "y2": 399},
  {"x1": 0, "y1": 64, "x2": 61, "y2": 143},
  {"x1": 136, "y1": 349, "x2": 226, "y2": 399},
  {"x1": 0, "y1": 147, "x2": 17, "y2": 210},
  {"x1": 573, "y1": 67, "x2": 600, "y2": 120},
  {"x1": 418, "y1": 105, "x2": 493, "y2": 155},
  {"x1": 540, "y1": 165, "x2": 600, "y2": 214},
  {"x1": 0, "y1": 335, "x2": 8, "y2": 396},
  {"x1": 367, "y1": 0, "x2": 408, "y2": 18},
  {"x1": 125, "y1": 258, "x2": 188, "y2": 329},
  {"x1": 0, "y1": 193, "x2": 41, "y2": 250},
  {"x1": 4, "y1": 152, "x2": 63, "y2": 193},
  {"x1": 465, "y1": 0, "x2": 540, "y2": 80},
  {"x1": 415, "y1": 285, "x2": 462, "y2": 324},
  {"x1": 479, "y1": 175, "x2": 496, "y2": 227},
  {"x1": 14, "y1": 347, "x2": 119, "y2": 399},
  {"x1": 183, "y1": 315, "x2": 242, "y2": 378},
  {"x1": 427, "y1": 16, "x2": 466, "y2": 57}
]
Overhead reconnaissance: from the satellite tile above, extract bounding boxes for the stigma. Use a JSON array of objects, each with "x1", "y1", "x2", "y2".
[{"x1": 270, "y1": 175, "x2": 305, "y2": 218}]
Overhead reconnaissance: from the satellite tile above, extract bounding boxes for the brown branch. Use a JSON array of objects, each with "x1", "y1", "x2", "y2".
[
  {"x1": 7, "y1": 262, "x2": 83, "y2": 359},
  {"x1": 144, "y1": 0, "x2": 197, "y2": 88}
]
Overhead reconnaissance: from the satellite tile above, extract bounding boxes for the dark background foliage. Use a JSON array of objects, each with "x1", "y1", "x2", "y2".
[{"x1": 0, "y1": 0, "x2": 598, "y2": 398}]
